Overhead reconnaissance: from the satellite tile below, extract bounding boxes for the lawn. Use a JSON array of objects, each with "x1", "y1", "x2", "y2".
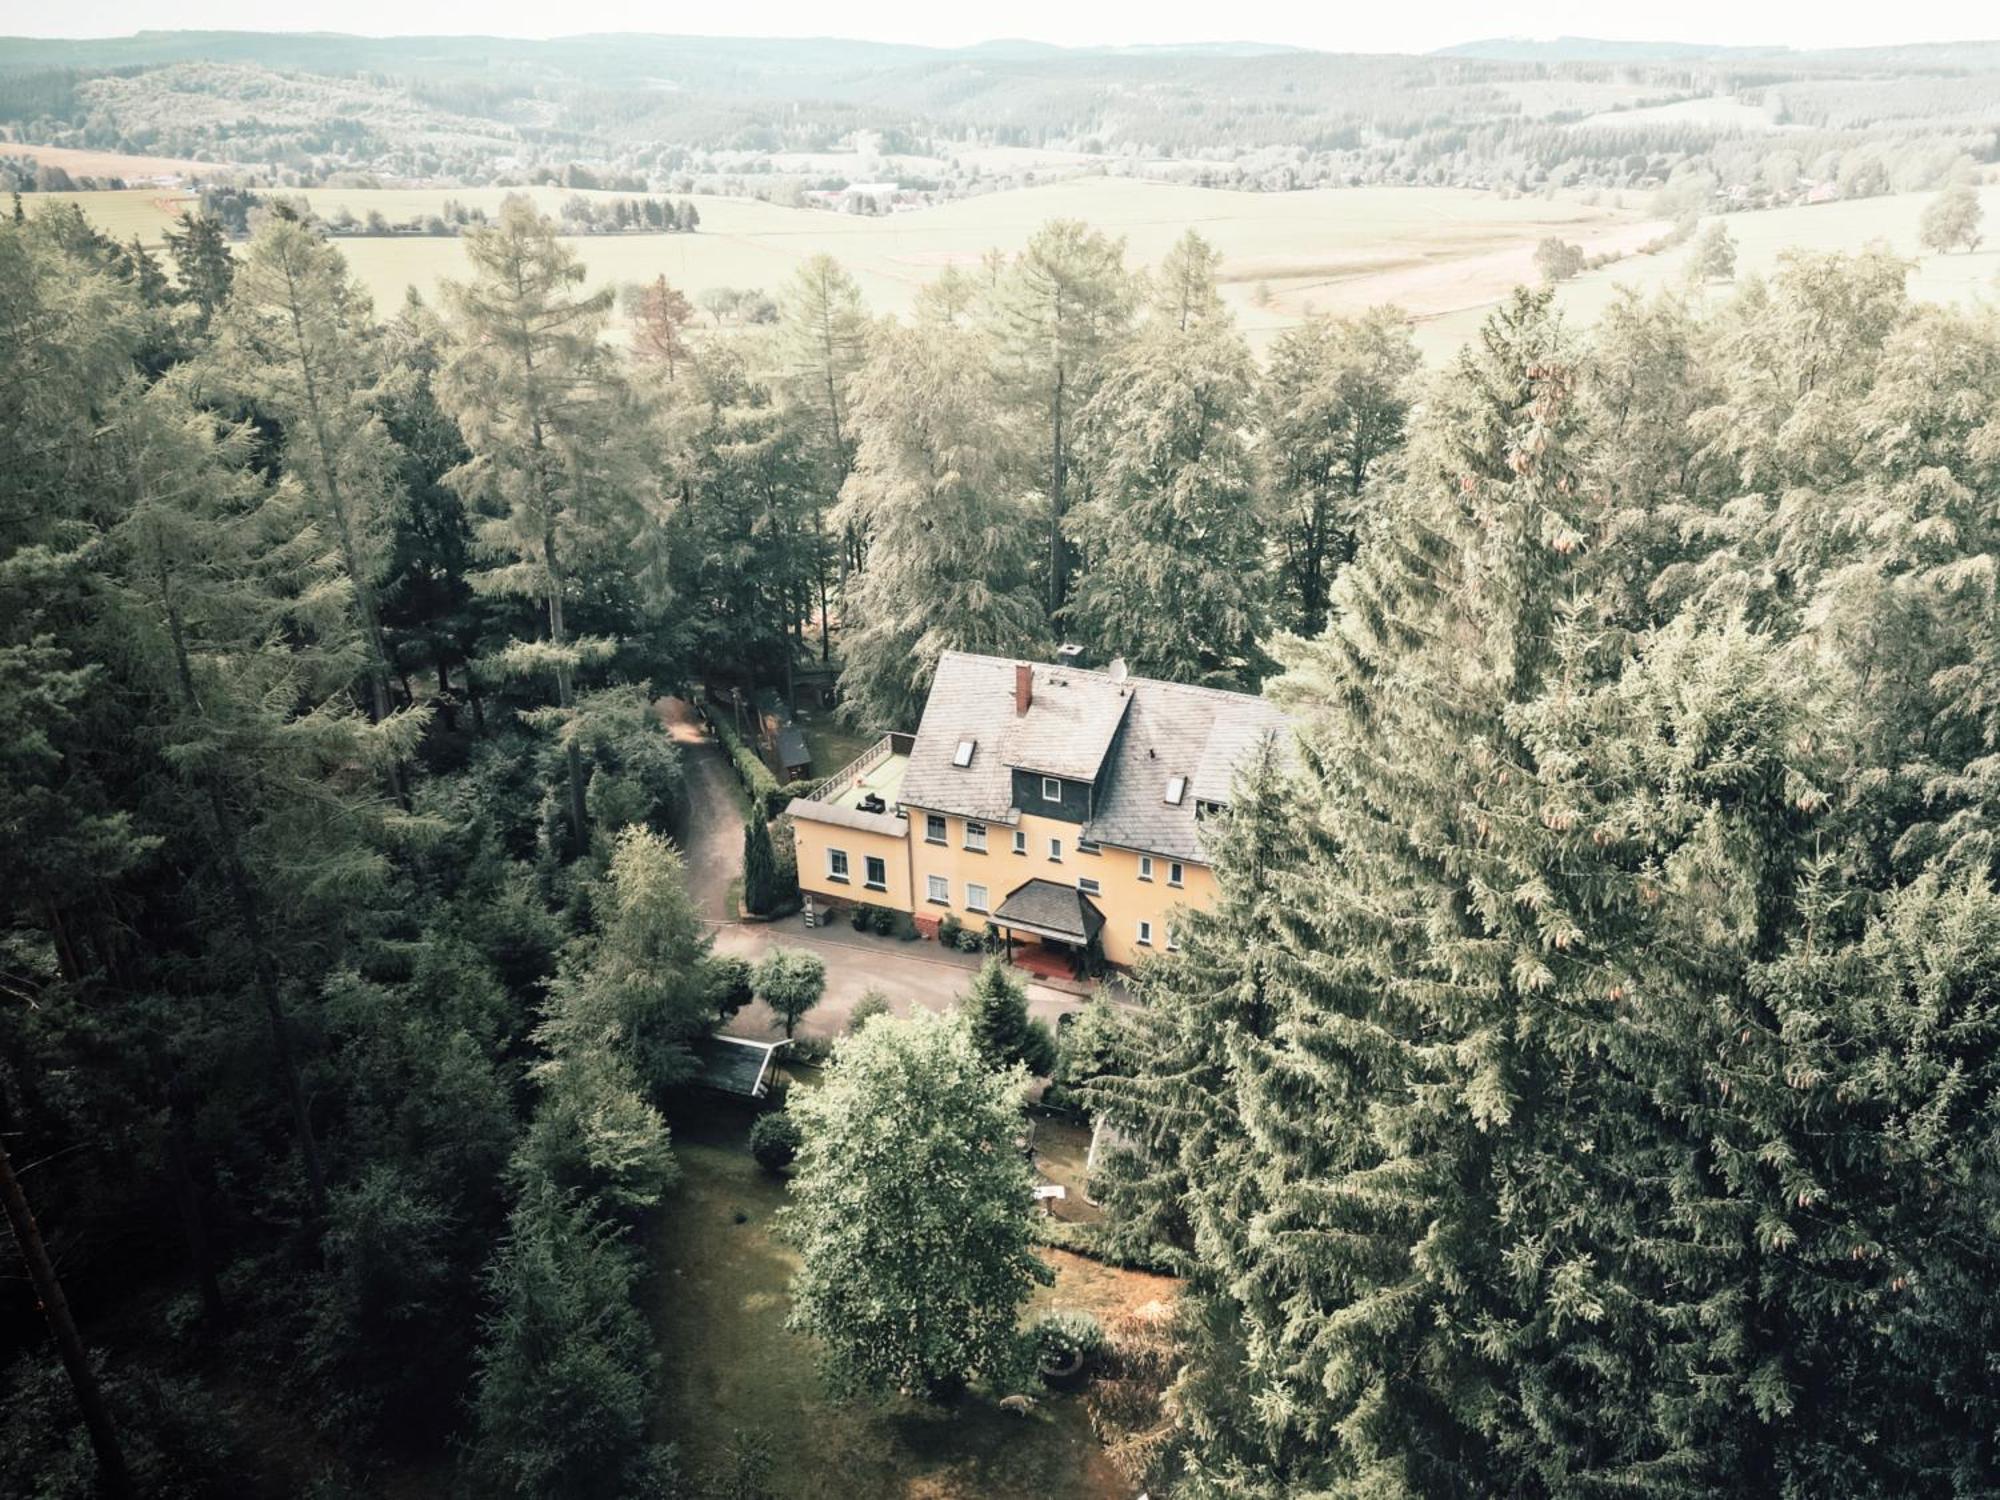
[
  {"x1": 650, "y1": 1103, "x2": 1165, "y2": 1499},
  {"x1": 792, "y1": 711, "x2": 875, "y2": 780}
]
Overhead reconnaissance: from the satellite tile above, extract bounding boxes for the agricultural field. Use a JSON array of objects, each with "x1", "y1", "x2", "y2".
[
  {"x1": 37, "y1": 178, "x2": 1658, "y2": 358},
  {"x1": 34, "y1": 177, "x2": 1998, "y2": 365},
  {"x1": 1421, "y1": 182, "x2": 2000, "y2": 355}
]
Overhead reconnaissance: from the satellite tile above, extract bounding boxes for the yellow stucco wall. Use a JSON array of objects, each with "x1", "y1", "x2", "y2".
[
  {"x1": 792, "y1": 814, "x2": 914, "y2": 914},
  {"x1": 903, "y1": 807, "x2": 1218, "y2": 968}
]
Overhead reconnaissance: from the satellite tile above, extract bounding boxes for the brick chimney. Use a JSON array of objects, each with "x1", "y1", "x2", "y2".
[{"x1": 1014, "y1": 662, "x2": 1033, "y2": 715}]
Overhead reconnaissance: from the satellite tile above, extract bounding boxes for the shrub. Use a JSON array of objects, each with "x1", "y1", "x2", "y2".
[
  {"x1": 869, "y1": 905, "x2": 896, "y2": 936},
  {"x1": 749, "y1": 1111, "x2": 803, "y2": 1173},
  {"x1": 939, "y1": 913, "x2": 965, "y2": 947},
  {"x1": 1030, "y1": 1309, "x2": 1107, "y2": 1371},
  {"x1": 712, "y1": 717, "x2": 781, "y2": 808},
  {"x1": 849, "y1": 989, "x2": 891, "y2": 1032},
  {"x1": 767, "y1": 778, "x2": 817, "y2": 819},
  {"x1": 850, "y1": 903, "x2": 872, "y2": 931},
  {"x1": 787, "y1": 1034, "x2": 834, "y2": 1067},
  {"x1": 705, "y1": 954, "x2": 755, "y2": 1024}
]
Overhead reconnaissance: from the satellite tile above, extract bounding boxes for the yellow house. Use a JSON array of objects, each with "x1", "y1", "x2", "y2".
[{"x1": 787, "y1": 653, "x2": 1288, "y2": 972}]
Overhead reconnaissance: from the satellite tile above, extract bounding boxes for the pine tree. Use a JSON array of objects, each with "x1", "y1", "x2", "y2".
[{"x1": 1064, "y1": 231, "x2": 1271, "y2": 684}]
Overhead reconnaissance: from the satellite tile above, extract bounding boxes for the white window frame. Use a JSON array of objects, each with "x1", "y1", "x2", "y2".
[
  {"x1": 1168, "y1": 861, "x2": 1185, "y2": 888},
  {"x1": 1078, "y1": 876, "x2": 1101, "y2": 896},
  {"x1": 964, "y1": 820, "x2": 987, "y2": 853},
  {"x1": 1139, "y1": 856, "x2": 1154, "y2": 881},
  {"x1": 1047, "y1": 836, "x2": 1062, "y2": 862},
  {"x1": 1012, "y1": 829, "x2": 1027, "y2": 855},
  {"x1": 1041, "y1": 776, "x2": 1062, "y2": 803},
  {"x1": 926, "y1": 874, "x2": 950, "y2": 905},
  {"x1": 1166, "y1": 926, "x2": 1180, "y2": 952},
  {"x1": 1077, "y1": 835, "x2": 1100, "y2": 854},
  {"x1": 826, "y1": 847, "x2": 850, "y2": 882},
  {"x1": 966, "y1": 882, "x2": 989, "y2": 913},
  {"x1": 1137, "y1": 920, "x2": 1154, "y2": 947},
  {"x1": 925, "y1": 813, "x2": 947, "y2": 845},
  {"x1": 864, "y1": 855, "x2": 887, "y2": 892}
]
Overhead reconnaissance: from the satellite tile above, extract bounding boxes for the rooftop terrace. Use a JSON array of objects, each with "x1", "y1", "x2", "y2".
[{"x1": 786, "y1": 732, "x2": 913, "y2": 834}]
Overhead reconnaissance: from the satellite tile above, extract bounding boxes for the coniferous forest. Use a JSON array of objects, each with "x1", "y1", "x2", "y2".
[{"x1": 4, "y1": 159, "x2": 2000, "y2": 1500}]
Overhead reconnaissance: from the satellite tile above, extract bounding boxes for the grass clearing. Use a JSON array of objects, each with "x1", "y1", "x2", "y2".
[{"x1": 650, "y1": 1107, "x2": 1153, "y2": 1499}]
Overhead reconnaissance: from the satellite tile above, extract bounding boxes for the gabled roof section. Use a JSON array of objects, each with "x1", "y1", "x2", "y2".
[
  {"x1": 995, "y1": 665, "x2": 1131, "y2": 781},
  {"x1": 1082, "y1": 677, "x2": 1291, "y2": 863},
  {"x1": 899, "y1": 651, "x2": 1290, "y2": 849},
  {"x1": 898, "y1": 654, "x2": 1023, "y2": 822}
]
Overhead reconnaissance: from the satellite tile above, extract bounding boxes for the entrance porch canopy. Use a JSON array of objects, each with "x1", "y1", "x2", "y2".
[{"x1": 993, "y1": 878, "x2": 1106, "y2": 947}]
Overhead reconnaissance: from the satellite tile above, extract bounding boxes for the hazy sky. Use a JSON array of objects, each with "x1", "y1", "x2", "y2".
[{"x1": 6, "y1": 0, "x2": 1994, "y2": 51}]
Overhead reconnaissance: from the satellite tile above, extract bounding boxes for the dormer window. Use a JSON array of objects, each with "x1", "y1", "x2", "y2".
[
  {"x1": 1165, "y1": 775, "x2": 1187, "y2": 806},
  {"x1": 1041, "y1": 777, "x2": 1062, "y2": 803},
  {"x1": 953, "y1": 739, "x2": 976, "y2": 768}
]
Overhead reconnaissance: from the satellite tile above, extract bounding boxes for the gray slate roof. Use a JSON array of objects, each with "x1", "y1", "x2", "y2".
[
  {"x1": 995, "y1": 878, "x2": 1107, "y2": 943},
  {"x1": 897, "y1": 654, "x2": 1034, "y2": 823},
  {"x1": 1087, "y1": 677, "x2": 1291, "y2": 862},
  {"x1": 898, "y1": 652, "x2": 1291, "y2": 863}
]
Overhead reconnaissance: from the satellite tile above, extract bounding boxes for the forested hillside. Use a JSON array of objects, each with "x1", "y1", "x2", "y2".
[
  {"x1": 4, "y1": 172, "x2": 2000, "y2": 1497},
  {"x1": 1, "y1": 31, "x2": 1996, "y2": 203}
]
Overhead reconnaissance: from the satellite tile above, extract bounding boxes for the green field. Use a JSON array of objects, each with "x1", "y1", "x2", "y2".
[{"x1": 34, "y1": 178, "x2": 1999, "y2": 365}]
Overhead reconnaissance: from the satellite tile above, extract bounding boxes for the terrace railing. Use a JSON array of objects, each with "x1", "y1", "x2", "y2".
[{"x1": 804, "y1": 732, "x2": 899, "y2": 804}]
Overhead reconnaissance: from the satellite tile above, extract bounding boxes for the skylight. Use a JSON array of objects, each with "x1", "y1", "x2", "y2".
[
  {"x1": 1165, "y1": 775, "x2": 1186, "y2": 806},
  {"x1": 953, "y1": 739, "x2": 976, "y2": 768}
]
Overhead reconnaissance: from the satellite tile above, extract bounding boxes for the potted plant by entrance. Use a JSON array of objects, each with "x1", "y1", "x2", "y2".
[{"x1": 1029, "y1": 1309, "x2": 1105, "y2": 1390}]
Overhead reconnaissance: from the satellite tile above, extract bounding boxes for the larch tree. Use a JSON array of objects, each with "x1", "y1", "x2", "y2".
[
  {"x1": 204, "y1": 217, "x2": 423, "y2": 793},
  {"x1": 987, "y1": 218, "x2": 1132, "y2": 615},
  {"x1": 776, "y1": 253, "x2": 870, "y2": 650},
  {"x1": 1260, "y1": 306, "x2": 1419, "y2": 635},
  {"x1": 439, "y1": 195, "x2": 653, "y2": 859},
  {"x1": 1064, "y1": 230, "x2": 1272, "y2": 684},
  {"x1": 833, "y1": 317, "x2": 1046, "y2": 730},
  {"x1": 630, "y1": 274, "x2": 694, "y2": 378}
]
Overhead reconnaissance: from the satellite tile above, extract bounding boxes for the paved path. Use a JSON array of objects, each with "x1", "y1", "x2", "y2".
[
  {"x1": 659, "y1": 695, "x2": 743, "y2": 923},
  {"x1": 659, "y1": 694, "x2": 1119, "y2": 1044}
]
